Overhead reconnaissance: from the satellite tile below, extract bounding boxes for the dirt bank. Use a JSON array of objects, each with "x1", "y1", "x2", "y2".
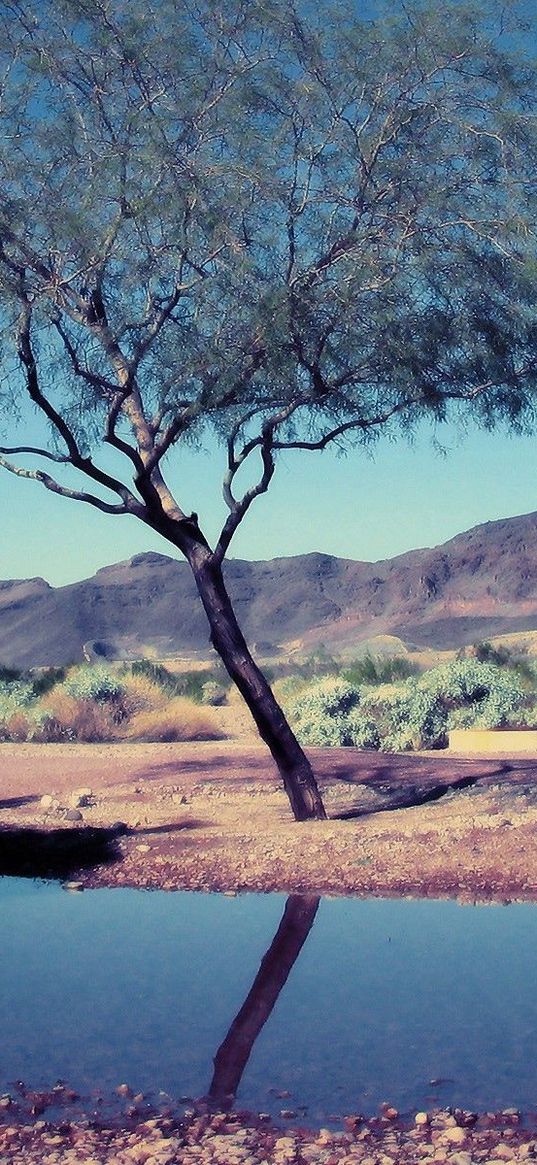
[{"x1": 2, "y1": 741, "x2": 537, "y2": 899}]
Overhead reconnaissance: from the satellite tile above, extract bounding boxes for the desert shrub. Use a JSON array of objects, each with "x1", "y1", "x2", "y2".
[
  {"x1": 374, "y1": 685, "x2": 447, "y2": 751},
  {"x1": 0, "y1": 665, "x2": 22, "y2": 684},
  {"x1": 343, "y1": 654, "x2": 418, "y2": 687},
  {"x1": 278, "y1": 656, "x2": 533, "y2": 754},
  {"x1": 4, "y1": 711, "x2": 31, "y2": 741},
  {"x1": 348, "y1": 711, "x2": 381, "y2": 750},
  {"x1": 201, "y1": 681, "x2": 227, "y2": 706},
  {"x1": 36, "y1": 687, "x2": 119, "y2": 740},
  {"x1": 117, "y1": 673, "x2": 169, "y2": 718},
  {"x1": 291, "y1": 677, "x2": 360, "y2": 719},
  {"x1": 294, "y1": 711, "x2": 355, "y2": 747},
  {"x1": 69, "y1": 700, "x2": 119, "y2": 741},
  {"x1": 288, "y1": 677, "x2": 360, "y2": 747},
  {"x1": 30, "y1": 666, "x2": 66, "y2": 697},
  {"x1": 123, "y1": 696, "x2": 223, "y2": 742},
  {"x1": 472, "y1": 640, "x2": 512, "y2": 666},
  {"x1": 35, "y1": 688, "x2": 106, "y2": 740},
  {"x1": 130, "y1": 658, "x2": 175, "y2": 688},
  {"x1": 0, "y1": 680, "x2": 36, "y2": 738},
  {"x1": 64, "y1": 664, "x2": 124, "y2": 704},
  {"x1": 273, "y1": 674, "x2": 310, "y2": 705},
  {"x1": 130, "y1": 658, "x2": 229, "y2": 703},
  {"x1": 418, "y1": 659, "x2": 529, "y2": 726}
]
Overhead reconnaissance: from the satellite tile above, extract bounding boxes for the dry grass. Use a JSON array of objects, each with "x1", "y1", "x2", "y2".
[
  {"x1": 121, "y1": 695, "x2": 224, "y2": 742},
  {"x1": 117, "y1": 673, "x2": 169, "y2": 717},
  {"x1": 37, "y1": 690, "x2": 119, "y2": 741},
  {"x1": 5, "y1": 711, "x2": 31, "y2": 742}
]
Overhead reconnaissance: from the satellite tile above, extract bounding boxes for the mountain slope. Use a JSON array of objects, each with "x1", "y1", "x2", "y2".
[{"x1": 3, "y1": 511, "x2": 537, "y2": 667}]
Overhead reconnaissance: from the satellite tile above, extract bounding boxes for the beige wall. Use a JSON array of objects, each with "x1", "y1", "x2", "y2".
[{"x1": 449, "y1": 728, "x2": 537, "y2": 755}]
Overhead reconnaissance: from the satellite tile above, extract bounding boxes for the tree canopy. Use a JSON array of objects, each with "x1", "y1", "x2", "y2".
[{"x1": 0, "y1": 0, "x2": 535, "y2": 559}]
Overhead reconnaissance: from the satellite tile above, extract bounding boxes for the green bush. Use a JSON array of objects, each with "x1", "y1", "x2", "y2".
[
  {"x1": 288, "y1": 677, "x2": 360, "y2": 747},
  {"x1": 348, "y1": 711, "x2": 381, "y2": 750},
  {"x1": 200, "y1": 681, "x2": 227, "y2": 706},
  {"x1": 343, "y1": 654, "x2": 418, "y2": 686},
  {"x1": 63, "y1": 664, "x2": 125, "y2": 703},
  {"x1": 281, "y1": 657, "x2": 536, "y2": 753},
  {"x1": 130, "y1": 658, "x2": 229, "y2": 703},
  {"x1": 0, "y1": 665, "x2": 23, "y2": 684},
  {"x1": 30, "y1": 666, "x2": 66, "y2": 697}
]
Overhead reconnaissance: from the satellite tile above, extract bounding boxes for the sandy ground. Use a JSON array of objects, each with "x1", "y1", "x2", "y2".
[{"x1": 2, "y1": 739, "x2": 537, "y2": 899}]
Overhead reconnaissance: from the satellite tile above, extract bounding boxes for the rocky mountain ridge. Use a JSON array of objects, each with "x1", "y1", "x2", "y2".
[{"x1": 2, "y1": 510, "x2": 537, "y2": 667}]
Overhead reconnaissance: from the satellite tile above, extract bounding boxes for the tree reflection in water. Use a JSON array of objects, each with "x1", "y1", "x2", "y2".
[{"x1": 208, "y1": 894, "x2": 320, "y2": 1110}]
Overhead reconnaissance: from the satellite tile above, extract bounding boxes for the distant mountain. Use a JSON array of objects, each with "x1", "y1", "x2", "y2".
[{"x1": 3, "y1": 511, "x2": 537, "y2": 668}]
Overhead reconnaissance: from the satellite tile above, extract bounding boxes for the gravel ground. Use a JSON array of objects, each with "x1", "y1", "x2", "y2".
[{"x1": 2, "y1": 1106, "x2": 537, "y2": 1165}]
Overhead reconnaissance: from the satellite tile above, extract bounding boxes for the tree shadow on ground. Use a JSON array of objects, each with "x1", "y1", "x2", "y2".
[
  {"x1": 0, "y1": 823, "x2": 127, "y2": 879},
  {"x1": 0, "y1": 794, "x2": 40, "y2": 809},
  {"x1": 133, "y1": 820, "x2": 209, "y2": 835},
  {"x1": 333, "y1": 772, "x2": 483, "y2": 820},
  {"x1": 136, "y1": 755, "x2": 276, "y2": 781}
]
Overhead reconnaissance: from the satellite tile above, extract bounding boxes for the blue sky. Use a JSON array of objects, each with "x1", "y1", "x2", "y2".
[{"x1": 1, "y1": 420, "x2": 536, "y2": 586}]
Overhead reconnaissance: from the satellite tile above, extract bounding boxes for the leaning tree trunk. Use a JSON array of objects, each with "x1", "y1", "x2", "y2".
[
  {"x1": 208, "y1": 893, "x2": 320, "y2": 1108},
  {"x1": 187, "y1": 548, "x2": 327, "y2": 821}
]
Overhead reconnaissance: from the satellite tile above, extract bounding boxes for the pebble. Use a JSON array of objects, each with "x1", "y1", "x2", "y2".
[
  {"x1": 65, "y1": 808, "x2": 83, "y2": 822},
  {"x1": 415, "y1": 1111, "x2": 429, "y2": 1126},
  {"x1": 70, "y1": 788, "x2": 93, "y2": 808},
  {"x1": 439, "y1": 1125, "x2": 467, "y2": 1144},
  {"x1": 3, "y1": 1107, "x2": 537, "y2": 1165}
]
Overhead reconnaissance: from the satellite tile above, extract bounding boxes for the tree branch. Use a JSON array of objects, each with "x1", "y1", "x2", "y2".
[
  {"x1": 0, "y1": 454, "x2": 132, "y2": 514},
  {"x1": 16, "y1": 299, "x2": 143, "y2": 509}
]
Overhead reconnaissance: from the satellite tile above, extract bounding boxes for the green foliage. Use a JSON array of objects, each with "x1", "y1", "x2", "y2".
[
  {"x1": 200, "y1": 681, "x2": 227, "y2": 706},
  {"x1": 0, "y1": 680, "x2": 34, "y2": 731},
  {"x1": 347, "y1": 712, "x2": 381, "y2": 751},
  {"x1": 472, "y1": 640, "x2": 512, "y2": 666},
  {"x1": 130, "y1": 659, "x2": 229, "y2": 704},
  {"x1": 30, "y1": 667, "x2": 66, "y2": 697},
  {"x1": 283, "y1": 658, "x2": 534, "y2": 752},
  {"x1": 343, "y1": 654, "x2": 419, "y2": 687},
  {"x1": 131, "y1": 659, "x2": 176, "y2": 689},
  {"x1": 290, "y1": 678, "x2": 361, "y2": 747},
  {"x1": 63, "y1": 664, "x2": 124, "y2": 704},
  {"x1": 0, "y1": 0, "x2": 535, "y2": 534}
]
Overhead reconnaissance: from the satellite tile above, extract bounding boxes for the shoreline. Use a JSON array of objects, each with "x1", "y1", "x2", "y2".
[{"x1": 2, "y1": 1104, "x2": 537, "y2": 1164}]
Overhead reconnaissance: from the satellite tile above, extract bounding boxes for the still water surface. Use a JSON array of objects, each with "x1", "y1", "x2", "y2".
[{"x1": 2, "y1": 877, "x2": 537, "y2": 1122}]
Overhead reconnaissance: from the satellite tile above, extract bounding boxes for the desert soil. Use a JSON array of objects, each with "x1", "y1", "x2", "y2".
[{"x1": 1, "y1": 738, "x2": 537, "y2": 898}]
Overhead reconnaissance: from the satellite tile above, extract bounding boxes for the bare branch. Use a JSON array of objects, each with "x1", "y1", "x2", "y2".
[
  {"x1": 16, "y1": 299, "x2": 143, "y2": 508},
  {"x1": 0, "y1": 444, "x2": 70, "y2": 463},
  {"x1": 0, "y1": 453, "x2": 132, "y2": 514}
]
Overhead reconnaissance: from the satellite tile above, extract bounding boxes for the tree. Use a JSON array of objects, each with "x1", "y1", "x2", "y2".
[{"x1": 0, "y1": 0, "x2": 535, "y2": 821}]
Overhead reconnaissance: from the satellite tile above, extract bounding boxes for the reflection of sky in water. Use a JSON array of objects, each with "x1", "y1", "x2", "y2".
[{"x1": 2, "y1": 878, "x2": 537, "y2": 1121}]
